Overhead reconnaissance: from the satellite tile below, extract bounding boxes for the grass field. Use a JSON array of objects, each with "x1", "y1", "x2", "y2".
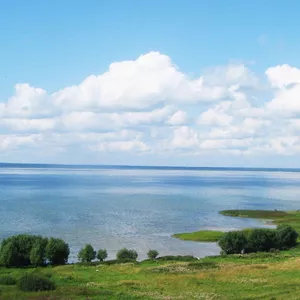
[
  {"x1": 2, "y1": 210, "x2": 300, "y2": 299},
  {"x1": 1, "y1": 249, "x2": 300, "y2": 299}
]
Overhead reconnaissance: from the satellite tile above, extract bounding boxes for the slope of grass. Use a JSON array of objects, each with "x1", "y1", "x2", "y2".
[
  {"x1": 172, "y1": 230, "x2": 224, "y2": 242},
  {"x1": 1, "y1": 253, "x2": 300, "y2": 299}
]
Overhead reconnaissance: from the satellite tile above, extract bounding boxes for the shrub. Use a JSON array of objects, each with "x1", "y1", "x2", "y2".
[
  {"x1": 247, "y1": 229, "x2": 277, "y2": 252},
  {"x1": 156, "y1": 255, "x2": 197, "y2": 262},
  {"x1": 18, "y1": 274, "x2": 55, "y2": 292},
  {"x1": 147, "y1": 249, "x2": 159, "y2": 260},
  {"x1": 46, "y1": 238, "x2": 69, "y2": 265},
  {"x1": 0, "y1": 235, "x2": 48, "y2": 267},
  {"x1": 218, "y1": 231, "x2": 248, "y2": 254},
  {"x1": 116, "y1": 248, "x2": 138, "y2": 261},
  {"x1": 0, "y1": 275, "x2": 16, "y2": 285},
  {"x1": 97, "y1": 249, "x2": 108, "y2": 262},
  {"x1": 78, "y1": 244, "x2": 96, "y2": 263},
  {"x1": 276, "y1": 224, "x2": 298, "y2": 249}
]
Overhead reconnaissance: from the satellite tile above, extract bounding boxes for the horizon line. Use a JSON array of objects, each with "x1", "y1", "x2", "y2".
[{"x1": 0, "y1": 162, "x2": 300, "y2": 172}]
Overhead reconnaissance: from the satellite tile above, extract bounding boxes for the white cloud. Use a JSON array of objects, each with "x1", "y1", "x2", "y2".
[
  {"x1": 167, "y1": 110, "x2": 187, "y2": 125},
  {"x1": 2, "y1": 52, "x2": 300, "y2": 163}
]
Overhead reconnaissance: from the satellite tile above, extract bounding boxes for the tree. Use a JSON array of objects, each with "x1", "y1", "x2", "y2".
[
  {"x1": 116, "y1": 248, "x2": 138, "y2": 261},
  {"x1": 0, "y1": 241, "x2": 18, "y2": 267},
  {"x1": 45, "y1": 238, "x2": 69, "y2": 265},
  {"x1": 147, "y1": 249, "x2": 159, "y2": 260},
  {"x1": 97, "y1": 249, "x2": 108, "y2": 262},
  {"x1": 30, "y1": 239, "x2": 48, "y2": 267},
  {"x1": 0, "y1": 235, "x2": 47, "y2": 267},
  {"x1": 247, "y1": 229, "x2": 277, "y2": 252},
  {"x1": 276, "y1": 224, "x2": 298, "y2": 249},
  {"x1": 78, "y1": 244, "x2": 96, "y2": 263},
  {"x1": 218, "y1": 231, "x2": 248, "y2": 254}
]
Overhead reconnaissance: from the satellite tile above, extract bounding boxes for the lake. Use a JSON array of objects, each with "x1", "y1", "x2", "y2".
[{"x1": 1, "y1": 164, "x2": 300, "y2": 261}]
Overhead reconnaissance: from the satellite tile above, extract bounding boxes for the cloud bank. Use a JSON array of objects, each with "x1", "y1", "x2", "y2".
[{"x1": 1, "y1": 52, "x2": 300, "y2": 165}]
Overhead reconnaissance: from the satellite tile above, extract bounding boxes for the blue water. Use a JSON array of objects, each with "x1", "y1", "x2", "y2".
[{"x1": 1, "y1": 164, "x2": 300, "y2": 261}]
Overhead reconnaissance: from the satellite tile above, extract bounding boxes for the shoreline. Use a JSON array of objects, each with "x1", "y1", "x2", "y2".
[{"x1": 172, "y1": 209, "x2": 300, "y2": 243}]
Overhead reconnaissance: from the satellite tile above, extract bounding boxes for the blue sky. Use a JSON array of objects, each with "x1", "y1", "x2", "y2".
[{"x1": 1, "y1": 1, "x2": 300, "y2": 167}]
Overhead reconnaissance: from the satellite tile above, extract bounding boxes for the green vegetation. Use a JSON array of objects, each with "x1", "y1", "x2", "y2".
[
  {"x1": 97, "y1": 249, "x2": 108, "y2": 261},
  {"x1": 78, "y1": 244, "x2": 96, "y2": 263},
  {"x1": 173, "y1": 230, "x2": 224, "y2": 242},
  {"x1": 219, "y1": 231, "x2": 248, "y2": 254},
  {"x1": 1, "y1": 209, "x2": 300, "y2": 298},
  {"x1": 18, "y1": 273, "x2": 55, "y2": 292},
  {"x1": 1, "y1": 250, "x2": 300, "y2": 299},
  {"x1": 116, "y1": 248, "x2": 138, "y2": 261},
  {"x1": 0, "y1": 275, "x2": 16, "y2": 285},
  {"x1": 147, "y1": 249, "x2": 159, "y2": 260},
  {"x1": 220, "y1": 209, "x2": 290, "y2": 219},
  {"x1": 45, "y1": 237, "x2": 70, "y2": 265}
]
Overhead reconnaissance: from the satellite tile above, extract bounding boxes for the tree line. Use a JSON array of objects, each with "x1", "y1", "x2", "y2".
[
  {"x1": 0, "y1": 234, "x2": 159, "y2": 267},
  {"x1": 218, "y1": 224, "x2": 298, "y2": 254}
]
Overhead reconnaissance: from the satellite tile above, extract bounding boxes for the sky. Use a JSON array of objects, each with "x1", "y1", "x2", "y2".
[{"x1": 1, "y1": 0, "x2": 300, "y2": 167}]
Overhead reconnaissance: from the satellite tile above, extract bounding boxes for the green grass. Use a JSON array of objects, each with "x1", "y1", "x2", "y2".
[
  {"x1": 1, "y1": 252, "x2": 300, "y2": 299},
  {"x1": 219, "y1": 209, "x2": 290, "y2": 219},
  {"x1": 2, "y1": 209, "x2": 300, "y2": 299},
  {"x1": 172, "y1": 230, "x2": 224, "y2": 242}
]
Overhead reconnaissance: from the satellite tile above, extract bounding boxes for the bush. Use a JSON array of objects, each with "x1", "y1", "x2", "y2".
[
  {"x1": 276, "y1": 224, "x2": 298, "y2": 249},
  {"x1": 116, "y1": 248, "x2": 138, "y2": 261},
  {"x1": 218, "y1": 231, "x2": 248, "y2": 254},
  {"x1": 78, "y1": 244, "x2": 96, "y2": 263},
  {"x1": 97, "y1": 249, "x2": 108, "y2": 262},
  {"x1": 156, "y1": 255, "x2": 197, "y2": 262},
  {"x1": 18, "y1": 274, "x2": 55, "y2": 292},
  {"x1": 0, "y1": 275, "x2": 16, "y2": 285},
  {"x1": 147, "y1": 249, "x2": 159, "y2": 260},
  {"x1": 247, "y1": 229, "x2": 277, "y2": 252},
  {"x1": 46, "y1": 238, "x2": 69, "y2": 265}
]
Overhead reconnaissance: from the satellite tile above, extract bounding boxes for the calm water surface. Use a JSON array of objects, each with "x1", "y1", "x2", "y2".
[{"x1": 1, "y1": 165, "x2": 300, "y2": 261}]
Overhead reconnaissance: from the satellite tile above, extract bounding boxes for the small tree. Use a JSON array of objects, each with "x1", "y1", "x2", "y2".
[
  {"x1": 247, "y1": 229, "x2": 277, "y2": 252},
  {"x1": 45, "y1": 238, "x2": 69, "y2": 265},
  {"x1": 30, "y1": 239, "x2": 47, "y2": 267},
  {"x1": 147, "y1": 249, "x2": 159, "y2": 260},
  {"x1": 218, "y1": 231, "x2": 248, "y2": 254},
  {"x1": 116, "y1": 248, "x2": 138, "y2": 261},
  {"x1": 78, "y1": 244, "x2": 96, "y2": 263},
  {"x1": 276, "y1": 224, "x2": 298, "y2": 249},
  {"x1": 97, "y1": 249, "x2": 108, "y2": 262}
]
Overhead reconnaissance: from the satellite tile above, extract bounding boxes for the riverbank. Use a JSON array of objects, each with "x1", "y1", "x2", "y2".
[{"x1": 172, "y1": 209, "x2": 300, "y2": 242}]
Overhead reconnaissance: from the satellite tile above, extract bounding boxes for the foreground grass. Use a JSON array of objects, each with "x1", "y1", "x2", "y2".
[{"x1": 2, "y1": 250, "x2": 300, "y2": 299}]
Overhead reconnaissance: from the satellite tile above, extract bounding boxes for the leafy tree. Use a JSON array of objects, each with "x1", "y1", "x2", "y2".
[
  {"x1": 0, "y1": 235, "x2": 47, "y2": 267},
  {"x1": 78, "y1": 244, "x2": 96, "y2": 263},
  {"x1": 218, "y1": 231, "x2": 248, "y2": 254},
  {"x1": 147, "y1": 249, "x2": 159, "y2": 260},
  {"x1": 45, "y1": 238, "x2": 69, "y2": 265},
  {"x1": 247, "y1": 229, "x2": 277, "y2": 252},
  {"x1": 97, "y1": 249, "x2": 108, "y2": 262},
  {"x1": 276, "y1": 224, "x2": 298, "y2": 249},
  {"x1": 30, "y1": 239, "x2": 48, "y2": 267},
  {"x1": 116, "y1": 248, "x2": 138, "y2": 261}
]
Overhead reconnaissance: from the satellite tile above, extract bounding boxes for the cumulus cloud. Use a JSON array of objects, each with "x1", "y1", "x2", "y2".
[{"x1": 2, "y1": 51, "x2": 300, "y2": 162}]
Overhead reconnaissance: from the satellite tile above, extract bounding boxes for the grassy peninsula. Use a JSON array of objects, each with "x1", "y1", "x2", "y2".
[{"x1": 173, "y1": 209, "x2": 300, "y2": 242}]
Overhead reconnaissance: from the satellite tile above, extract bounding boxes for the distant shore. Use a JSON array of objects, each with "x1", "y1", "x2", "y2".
[{"x1": 173, "y1": 209, "x2": 300, "y2": 242}]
